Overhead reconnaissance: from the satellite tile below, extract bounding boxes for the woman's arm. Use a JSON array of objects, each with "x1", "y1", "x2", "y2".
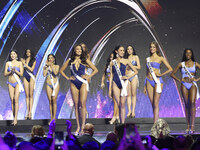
[
  {"x1": 60, "y1": 59, "x2": 70, "y2": 80},
  {"x1": 4, "y1": 62, "x2": 12, "y2": 76},
  {"x1": 101, "y1": 70, "x2": 106, "y2": 89},
  {"x1": 15, "y1": 62, "x2": 24, "y2": 76},
  {"x1": 109, "y1": 62, "x2": 113, "y2": 98},
  {"x1": 85, "y1": 59, "x2": 98, "y2": 78},
  {"x1": 24, "y1": 60, "x2": 36, "y2": 72},
  {"x1": 170, "y1": 63, "x2": 182, "y2": 82},
  {"x1": 50, "y1": 64, "x2": 60, "y2": 76},
  {"x1": 135, "y1": 55, "x2": 141, "y2": 70},
  {"x1": 123, "y1": 59, "x2": 138, "y2": 79},
  {"x1": 194, "y1": 62, "x2": 200, "y2": 82},
  {"x1": 160, "y1": 57, "x2": 173, "y2": 76},
  {"x1": 43, "y1": 62, "x2": 49, "y2": 77}
]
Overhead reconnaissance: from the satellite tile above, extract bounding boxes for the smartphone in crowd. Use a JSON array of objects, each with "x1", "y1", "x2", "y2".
[
  {"x1": 55, "y1": 131, "x2": 64, "y2": 150},
  {"x1": 125, "y1": 123, "x2": 136, "y2": 143}
]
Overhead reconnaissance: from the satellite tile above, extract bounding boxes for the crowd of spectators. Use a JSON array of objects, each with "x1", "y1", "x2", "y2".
[{"x1": 0, "y1": 119, "x2": 200, "y2": 150}]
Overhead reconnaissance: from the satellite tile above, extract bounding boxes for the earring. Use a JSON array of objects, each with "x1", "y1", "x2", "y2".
[{"x1": 116, "y1": 54, "x2": 119, "y2": 57}]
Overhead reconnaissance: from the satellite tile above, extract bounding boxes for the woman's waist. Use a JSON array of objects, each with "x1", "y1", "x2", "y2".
[
  {"x1": 146, "y1": 73, "x2": 161, "y2": 80},
  {"x1": 126, "y1": 70, "x2": 136, "y2": 75},
  {"x1": 46, "y1": 77, "x2": 59, "y2": 84},
  {"x1": 8, "y1": 76, "x2": 18, "y2": 83}
]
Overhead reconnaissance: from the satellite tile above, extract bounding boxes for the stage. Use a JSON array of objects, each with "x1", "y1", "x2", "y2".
[{"x1": 1, "y1": 118, "x2": 200, "y2": 143}]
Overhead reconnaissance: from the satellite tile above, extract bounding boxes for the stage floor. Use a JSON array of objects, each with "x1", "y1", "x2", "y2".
[{"x1": 1, "y1": 117, "x2": 200, "y2": 143}]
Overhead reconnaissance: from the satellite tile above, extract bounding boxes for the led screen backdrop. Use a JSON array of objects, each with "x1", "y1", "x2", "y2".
[{"x1": 0, "y1": 0, "x2": 200, "y2": 120}]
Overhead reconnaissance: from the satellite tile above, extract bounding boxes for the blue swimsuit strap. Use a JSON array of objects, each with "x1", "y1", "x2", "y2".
[
  {"x1": 132, "y1": 60, "x2": 137, "y2": 66},
  {"x1": 8, "y1": 66, "x2": 20, "y2": 72},
  {"x1": 150, "y1": 62, "x2": 160, "y2": 69},
  {"x1": 182, "y1": 62, "x2": 196, "y2": 78}
]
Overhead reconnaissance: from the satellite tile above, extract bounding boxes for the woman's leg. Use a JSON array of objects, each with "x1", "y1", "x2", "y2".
[
  {"x1": 46, "y1": 85, "x2": 53, "y2": 121},
  {"x1": 120, "y1": 96, "x2": 126, "y2": 123},
  {"x1": 146, "y1": 81, "x2": 154, "y2": 122},
  {"x1": 24, "y1": 78, "x2": 30, "y2": 119},
  {"x1": 126, "y1": 81, "x2": 132, "y2": 117},
  {"x1": 29, "y1": 78, "x2": 35, "y2": 119},
  {"x1": 153, "y1": 84, "x2": 163, "y2": 123},
  {"x1": 112, "y1": 82, "x2": 122, "y2": 123},
  {"x1": 8, "y1": 85, "x2": 15, "y2": 119},
  {"x1": 130, "y1": 77, "x2": 138, "y2": 117},
  {"x1": 70, "y1": 83, "x2": 80, "y2": 133},
  {"x1": 80, "y1": 84, "x2": 88, "y2": 132},
  {"x1": 52, "y1": 85, "x2": 60, "y2": 120},
  {"x1": 14, "y1": 85, "x2": 20, "y2": 125},
  {"x1": 189, "y1": 85, "x2": 197, "y2": 132},
  {"x1": 181, "y1": 84, "x2": 190, "y2": 130},
  {"x1": 112, "y1": 96, "x2": 119, "y2": 122}
]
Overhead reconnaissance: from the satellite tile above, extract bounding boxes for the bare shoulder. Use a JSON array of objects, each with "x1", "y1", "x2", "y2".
[
  {"x1": 123, "y1": 58, "x2": 129, "y2": 63},
  {"x1": 18, "y1": 61, "x2": 23, "y2": 66},
  {"x1": 195, "y1": 62, "x2": 200, "y2": 67}
]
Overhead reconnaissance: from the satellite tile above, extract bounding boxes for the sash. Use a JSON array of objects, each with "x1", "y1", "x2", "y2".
[
  {"x1": 70, "y1": 65, "x2": 89, "y2": 91},
  {"x1": 8, "y1": 62, "x2": 24, "y2": 92},
  {"x1": 25, "y1": 67, "x2": 36, "y2": 89},
  {"x1": 147, "y1": 57, "x2": 162, "y2": 93},
  {"x1": 113, "y1": 59, "x2": 128, "y2": 96},
  {"x1": 181, "y1": 62, "x2": 200, "y2": 99},
  {"x1": 47, "y1": 66, "x2": 59, "y2": 96}
]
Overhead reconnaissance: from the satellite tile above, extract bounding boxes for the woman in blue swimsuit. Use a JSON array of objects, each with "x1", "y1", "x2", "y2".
[
  {"x1": 43, "y1": 54, "x2": 60, "y2": 124},
  {"x1": 4, "y1": 50, "x2": 24, "y2": 125},
  {"x1": 144, "y1": 41, "x2": 172, "y2": 123},
  {"x1": 125, "y1": 45, "x2": 141, "y2": 118},
  {"x1": 60, "y1": 44, "x2": 98, "y2": 134},
  {"x1": 21, "y1": 49, "x2": 36, "y2": 120},
  {"x1": 171, "y1": 49, "x2": 200, "y2": 133},
  {"x1": 101, "y1": 52, "x2": 119, "y2": 124},
  {"x1": 109, "y1": 45, "x2": 138, "y2": 123}
]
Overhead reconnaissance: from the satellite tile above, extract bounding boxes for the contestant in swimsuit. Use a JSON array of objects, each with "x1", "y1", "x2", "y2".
[
  {"x1": 144, "y1": 41, "x2": 172, "y2": 123},
  {"x1": 80, "y1": 42, "x2": 90, "y2": 118},
  {"x1": 60, "y1": 44, "x2": 98, "y2": 134},
  {"x1": 4, "y1": 50, "x2": 24, "y2": 125},
  {"x1": 109, "y1": 45, "x2": 138, "y2": 123},
  {"x1": 21, "y1": 49, "x2": 36, "y2": 120},
  {"x1": 125, "y1": 45, "x2": 140, "y2": 118},
  {"x1": 43, "y1": 54, "x2": 60, "y2": 124},
  {"x1": 101, "y1": 52, "x2": 119, "y2": 124},
  {"x1": 171, "y1": 49, "x2": 200, "y2": 133}
]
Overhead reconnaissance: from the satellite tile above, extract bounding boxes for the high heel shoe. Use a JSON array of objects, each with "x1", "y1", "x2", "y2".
[
  {"x1": 29, "y1": 113, "x2": 32, "y2": 120},
  {"x1": 131, "y1": 114, "x2": 135, "y2": 118},
  {"x1": 190, "y1": 125, "x2": 195, "y2": 134},
  {"x1": 74, "y1": 128, "x2": 80, "y2": 136},
  {"x1": 185, "y1": 128, "x2": 190, "y2": 134},
  {"x1": 86, "y1": 111, "x2": 89, "y2": 118},
  {"x1": 116, "y1": 117, "x2": 120, "y2": 123},
  {"x1": 25, "y1": 114, "x2": 29, "y2": 120},
  {"x1": 109, "y1": 117, "x2": 117, "y2": 124},
  {"x1": 11, "y1": 120, "x2": 17, "y2": 126},
  {"x1": 127, "y1": 113, "x2": 132, "y2": 118}
]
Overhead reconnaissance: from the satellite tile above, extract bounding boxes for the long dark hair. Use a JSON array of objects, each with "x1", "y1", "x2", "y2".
[
  {"x1": 104, "y1": 52, "x2": 114, "y2": 75},
  {"x1": 9, "y1": 50, "x2": 19, "y2": 61},
  {"x1": 47, "y1": 54, "x2": 57, "y2": 65},
  {"x1": 113, "y1": 45, "x2": 124, "y2": 59},
  {"x1": 70, "y1": 44, "x2": 87, "y2": 64},
  {"x1": 149, "y1": 41, "x2": 161, "y2": 56},
  {"x1": 125, "y1": 45, "x2": 136, "y2": 58},
  {"x1": 23, "y1": 49, "x2": 36, "y2": 66},
  {"x1": 80, "y1": 42, "x2": 89, "y2": 55},
  {"x1": 181, "y1": 48, "x2": 195, "y2": 62}
]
